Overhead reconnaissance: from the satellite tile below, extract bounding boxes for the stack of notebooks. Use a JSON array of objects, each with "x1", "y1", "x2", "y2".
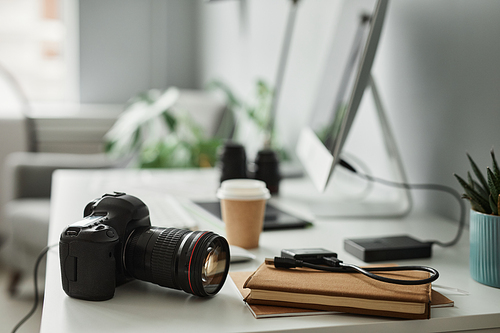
[{"x1": 231, "y1": 263, "x2": 453, "y2": 320}]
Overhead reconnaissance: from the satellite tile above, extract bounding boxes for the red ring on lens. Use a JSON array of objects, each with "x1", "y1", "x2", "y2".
[{"x1": 188, "y1": 232, "x2": 208, "y2": 294}]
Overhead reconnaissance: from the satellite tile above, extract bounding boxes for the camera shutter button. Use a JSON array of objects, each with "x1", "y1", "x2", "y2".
[{"x1": 106, "y1": 230, "x2": 115, "y2": 238}]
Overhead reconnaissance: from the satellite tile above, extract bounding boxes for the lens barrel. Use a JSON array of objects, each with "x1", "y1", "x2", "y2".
[{"x1": 124, "y1": 227, "x2": 230, "y2": 297}]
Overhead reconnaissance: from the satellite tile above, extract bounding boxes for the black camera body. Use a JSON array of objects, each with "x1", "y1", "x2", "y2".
[
  {"x1": 60, "y1": 192, "x2": 151, "y2": 301},
  {"x1": 60, "y1": 192, "x2": 230, "y2": 301}
]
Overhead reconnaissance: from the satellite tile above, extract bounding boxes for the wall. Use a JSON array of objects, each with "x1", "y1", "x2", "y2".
[
  {"x1": 195, "y1": 0, "x2": 500, "y2": 221},
  {"x1": 374, "y1": 0, "x2": 500, "y2": 219},
  {"x1": 75, "y1": 0, "x2": 198, "y2": 103},
  {"x1": 70, "y1": 0, "x2": 500, "y2": 221},
  {"x1": 197, "y1": 0, "x2": 343, "y2": 145}
]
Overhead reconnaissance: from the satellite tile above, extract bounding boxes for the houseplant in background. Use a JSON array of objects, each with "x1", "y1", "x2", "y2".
[
  {"x1": 104, "y1": 87, "x2": 222, "y2": 168},
  {"x1": 207, "y1": 79, "x2": 291, "y2": 193},
  {"x1": 454, "y1": 149, "x2": 500, "y2": 288},
  {"x1": 207, "y1": 79, "x2": 290, "y2": 162},
  {"x1": 104, "y1": 80, "x2": 290, "y2": 188}
]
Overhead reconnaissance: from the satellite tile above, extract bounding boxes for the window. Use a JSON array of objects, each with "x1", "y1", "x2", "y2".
[{"x1": 0, "y1": 0, "x2": 66, "y2": 103}]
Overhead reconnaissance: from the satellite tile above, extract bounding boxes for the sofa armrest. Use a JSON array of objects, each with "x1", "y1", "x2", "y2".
[{"x1": 3, "y1": 152, "x2": 117, "y2": 202}]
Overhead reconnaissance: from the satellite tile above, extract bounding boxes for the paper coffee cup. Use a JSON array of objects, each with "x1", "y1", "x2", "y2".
[{"x1": 217, "y1": 179, "x2": 270, "y2": 249}]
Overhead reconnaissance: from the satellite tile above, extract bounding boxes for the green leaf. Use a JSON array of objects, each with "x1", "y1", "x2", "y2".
[
  {"x1": 131, "y1": 127, "x2": 142, "y2": 149},
  {"x1": 104, "y1": 140, "x2": 114, "y2": 153},
  {"x1": 492, "y1": 148, "x2": 500, "y2": 180},
  {"x1": 489, "y1": 195, "x2": 499, "y2": 215},
  {"x1": 213, "y1": 107, "x2": 236, "y2": 139},
  {"x1": 467, "y1": 153, "x2": 489, "y2": 193},
  {"x1": 455, "y1": 173, "x2": 490, "y2": 213},
  {"x1": 468, "y1": 171, "x2": 489, "y2": 200},
  {"x1": 472, "y1": 179, "x2": 489, "y2": 200},
  {"x1": 206, "y1": 80, "x2": 242, "y2": 108},
  {"x1": 246, "y1": 107, "x2": 257, "y2": 121},
  {"x1": 467, "y1": 171, "x2": 474, "y2": 188},
  {"x1": 124, "y1": 91, "x2": 156, "y2": 109},
  {"x1": 256, "y1": 80, "x2": 272, "y2": 100},
  {"x1": 487, "y1": 167, "x2": 500, "y2": 202},
  {"x1": 161, "y1": 110, "x2": 177, "y2": 132},
  {"x1": 461, "y1": 194, "x2": 483, "y2": 212}
]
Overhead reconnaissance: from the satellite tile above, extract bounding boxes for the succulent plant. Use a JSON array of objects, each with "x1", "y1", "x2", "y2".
[{"x1": 454, "y1": 149, "x2": 500, "y2": 215}]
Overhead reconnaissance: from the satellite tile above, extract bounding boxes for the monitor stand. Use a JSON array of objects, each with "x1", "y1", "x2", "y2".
[{"x1": 281, "y1": 75, "x2": 412, "y2": 219}]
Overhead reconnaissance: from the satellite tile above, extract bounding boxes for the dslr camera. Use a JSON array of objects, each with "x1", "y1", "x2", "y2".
[{"x1": 59, "y1": 192, "x2": 230, "y2": 301}]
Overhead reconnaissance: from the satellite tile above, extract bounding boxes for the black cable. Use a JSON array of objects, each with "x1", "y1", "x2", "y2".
[
  {"x1": 339, "y1": 158, "x2": 466, "y2": 247},
  {"x1": 337, "y1": 263, "x2": 438, "y2": 285},
  {"x1": 11, "y1": 244, "x2": 57, "y2": 333},
  {"x1": 266, "y1": 256, "x2": 439, "y2": 285}
]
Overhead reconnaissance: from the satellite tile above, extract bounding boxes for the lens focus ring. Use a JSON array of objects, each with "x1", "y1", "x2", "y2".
[
  {"x1": 123, "y1": 226, "x2": 229, "y2": 297},
  {"x1": 150, "y1": 228, "x2": 189, "y2": 289}
]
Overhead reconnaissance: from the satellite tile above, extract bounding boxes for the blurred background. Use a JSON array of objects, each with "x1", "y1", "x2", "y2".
[
  {"x1": 1, "y1": 0, "x2": 500, "y2": 246},
  {"x1": 1, "y1": 0, "x2": 500, "y2": 330}
]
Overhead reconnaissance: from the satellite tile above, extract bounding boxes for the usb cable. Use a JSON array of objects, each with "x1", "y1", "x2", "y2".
[
  {"x1": 339, "y1": 158, "x2": 466, "y2": 247},
  {"x1": 265, "y1": 256, "x2": 439, "y2": 285}
]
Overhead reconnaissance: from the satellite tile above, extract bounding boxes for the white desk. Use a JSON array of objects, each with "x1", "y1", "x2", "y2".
[{"x1": 41, "y1": 169, "x2": 500, "y2": 333}]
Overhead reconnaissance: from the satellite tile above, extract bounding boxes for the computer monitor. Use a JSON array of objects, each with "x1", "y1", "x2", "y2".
[{"x1": 296, "y1": 0, "x2": 388, "y2": 193}]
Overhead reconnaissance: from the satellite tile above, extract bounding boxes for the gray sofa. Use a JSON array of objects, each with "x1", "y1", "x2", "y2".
[
  {"x1": 1, "y1": 152, "x2": 116, "y2": 295},
  {"x1": 0, "y1": 89, "x2": 230, "y2": 296}
]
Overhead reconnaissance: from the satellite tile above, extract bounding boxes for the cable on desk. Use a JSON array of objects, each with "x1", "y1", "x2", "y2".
[
  {"x1": 339, "y1": 159, "x2": 466, "y2": 247},
  {"x1": 265, "y1": 257, "x2": 439, "y2": 285},
  {"x1": 11, "y1": 244, "x2": 58, "y2": 333}
]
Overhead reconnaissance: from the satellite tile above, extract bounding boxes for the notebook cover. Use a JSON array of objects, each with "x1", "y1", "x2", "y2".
[
  {"x1": 230, "y1": 271, "x2": 452, "y2": 319},
  {"x1": 230, "y1": 271, "x2": 339, "y2": 318},
  {"x1": 241, "y1": 264, "x2": 433, "y2": 319}
]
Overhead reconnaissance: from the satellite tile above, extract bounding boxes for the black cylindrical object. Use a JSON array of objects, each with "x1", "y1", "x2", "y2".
[
  {"x1": 254, "y1": 149, "x2": 281, "y2": 194},
  {"x1": 218, "y1": 142, "x2": 248, "y2": 182}
]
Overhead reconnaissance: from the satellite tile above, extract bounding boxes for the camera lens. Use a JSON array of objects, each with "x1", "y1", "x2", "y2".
[
  {"x1": 124, "y1": 227, "x2": 230, "y2": 297},
  {"x1": 218, "y1": 141, "x2": 248, "y2": 182}
]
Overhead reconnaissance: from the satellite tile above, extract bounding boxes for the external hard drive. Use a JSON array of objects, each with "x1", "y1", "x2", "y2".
[{"x1": 344, "y1": 235, "x2": 432, "y2": 262}]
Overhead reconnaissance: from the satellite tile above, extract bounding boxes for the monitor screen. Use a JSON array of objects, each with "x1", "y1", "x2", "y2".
[{"x1": 296, "y1": 0, "x2": 388, "y2": 192}]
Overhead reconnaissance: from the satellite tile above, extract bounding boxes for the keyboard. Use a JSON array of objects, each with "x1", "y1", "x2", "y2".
[
  {"x1": 122, "y1": 191, "x2": 255, "y2": 263},
  {"x1": 138, "y1": 192, "x2": 198, "y2": 230}
]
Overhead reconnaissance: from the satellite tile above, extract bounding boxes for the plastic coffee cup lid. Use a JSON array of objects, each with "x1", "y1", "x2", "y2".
[{"x1": 217, "y1": 179, "x2": 271, "y2": 200}]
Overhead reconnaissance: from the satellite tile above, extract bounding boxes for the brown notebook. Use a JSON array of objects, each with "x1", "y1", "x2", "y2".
[
  {"x1": 231, "y1": 271, "x2": 339, "y2": 318},
  {"x1": 231, "y1": 271, "x2": 453, "y2": 319},
  {"x1": 241, "y1": 264, "x2": 439, "y2": 320}
]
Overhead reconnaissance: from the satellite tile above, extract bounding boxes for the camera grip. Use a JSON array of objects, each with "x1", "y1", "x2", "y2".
[{"x1": 60, "y1": 230, "x2": 119, "y2": 301}]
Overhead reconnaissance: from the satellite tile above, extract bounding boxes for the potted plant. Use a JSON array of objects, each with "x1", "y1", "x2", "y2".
[
  {"x1": 207, "y1": 79, "x2": 290, "y2": 162},
  {"x1": 104, "y1": 87, "x2": 222, "y2": 169},
  {"x1": 454, "y1": 149, "x2": 500, "y2": 288}
]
